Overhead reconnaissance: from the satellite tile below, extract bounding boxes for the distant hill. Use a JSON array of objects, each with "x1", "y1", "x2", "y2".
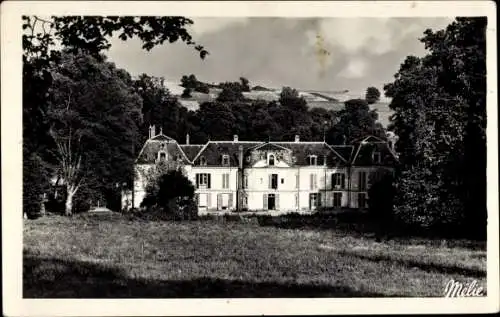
[{"x1": 163, "y1": 80, "x2": 393, "y2": 127}]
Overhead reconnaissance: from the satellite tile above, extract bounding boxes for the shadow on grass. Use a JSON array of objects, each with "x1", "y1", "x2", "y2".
[
  {"x1": 24, "y1": 255, "x2": 387, "y2": 298},
  {"x1": 337, "y1": 250, "x2": 486, "y2": 279},
  {"x1": 256, "y1": 213, "x2": 486, "y2": 249}
]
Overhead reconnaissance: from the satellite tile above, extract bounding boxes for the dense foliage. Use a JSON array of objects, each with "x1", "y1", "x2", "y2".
[
  {"x1": 23, "y1": 16, "x2": 207, "y2": 216},
  {"x1": 384, "y1": 17, "x2": 487, "y2": 238},
  {"x1": 141, "y1": 166, "x2": 197, "y2": 220}
]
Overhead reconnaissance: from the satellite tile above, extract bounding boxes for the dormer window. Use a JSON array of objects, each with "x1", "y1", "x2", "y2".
[
  {"x1": 158, "y1": 151, "x2": 167, "y2": 161},
  {"x1": 176, "y1": 154, "x2": 182, "y2": 162},
  {"x1": 373, "y1": 151, "x2": 381, "y2": 164},
  {"x1": 222, "y1": 154, "x2": 230, "y2": 166},
  {"x1": 308, "y1": 155, "x2": 318, "y2": 166},
  {"x1": 199, "y1": 156, "x2": 207, "y2": 166},
  {"x1": 268, "y1": 154, "x2": 275, "y2": 166}
]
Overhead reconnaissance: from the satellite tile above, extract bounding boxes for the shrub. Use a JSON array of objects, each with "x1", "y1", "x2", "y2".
[{"x1": 141, "y1": 168, "x2": 197, "y2": 221}]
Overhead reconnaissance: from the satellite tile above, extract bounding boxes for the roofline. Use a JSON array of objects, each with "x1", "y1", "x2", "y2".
[
  {"x1": 191, "y1": 141, "x2": 211, "y2": 163},
  {"x1": 250, "y1": 142, "x2": 292, "y2": 152},
  {"x1": 174, "y1": 142, "x2": 192, "y2": 163},
  {"x1": 134, "y1": 139, "x2": 151, "y2": 164},
  {"x1": 324, "y1": 142, "x2": 348, "y2": 164}
]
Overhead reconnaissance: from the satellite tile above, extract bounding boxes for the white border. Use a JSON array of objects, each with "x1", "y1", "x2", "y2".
[{"x1": 1, "y1": 1, "x2": 498, "y2": 316}]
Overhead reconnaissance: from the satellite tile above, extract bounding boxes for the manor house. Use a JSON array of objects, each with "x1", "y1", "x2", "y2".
[{"x1": 129, "y1": 126, "x2": 398, "y2": 213}]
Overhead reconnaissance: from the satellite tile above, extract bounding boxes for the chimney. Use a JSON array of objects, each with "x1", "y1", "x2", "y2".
[
  {"x1": 233, "y1": 134, "x2": 239, "y2": 142},
  {"x1": 294, "y1": 135, "x2": 300, "y2": 143},
  {"x1": 150, "y1": 125, "x2": 156, "y2": 139},
  {"x1": 186, "y1": 133, "x2": 190, "y2": 145}
]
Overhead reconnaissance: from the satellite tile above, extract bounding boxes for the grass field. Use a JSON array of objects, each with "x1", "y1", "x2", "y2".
[{"x1": 23, "y1": 213, "x2": 486, "y2": 298}]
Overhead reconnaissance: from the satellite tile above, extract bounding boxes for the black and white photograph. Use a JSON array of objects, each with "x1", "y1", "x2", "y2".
[{"x1": 1, "y1": 1, "x2": 498, "y2": 315}]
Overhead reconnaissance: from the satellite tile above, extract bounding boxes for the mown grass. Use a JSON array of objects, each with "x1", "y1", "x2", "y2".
[{"x1": 23, "y1": 213, "x2": 486, "y2": 298}]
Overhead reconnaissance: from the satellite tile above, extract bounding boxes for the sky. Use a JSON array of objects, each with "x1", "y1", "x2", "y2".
[{"x1": 107, "y1": 17, "x2": 454, "y2": 98}]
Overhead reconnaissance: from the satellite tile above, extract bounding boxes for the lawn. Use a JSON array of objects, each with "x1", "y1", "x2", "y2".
[{"x1": 23, "y1": 213, "x2": 487, "y2": 298}]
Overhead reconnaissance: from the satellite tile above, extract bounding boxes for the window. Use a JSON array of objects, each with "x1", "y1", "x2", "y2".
[
  {"x1": 359, "y1": 171, "x2": 367, "y2": 191},
  {"x1": 309, "y1": 193, "x2": 320, "y2": 210},
  {"x1": 199, "y1": 156, "x2": 207, "y2": 166},
  {"x1": 243, "y1": 175, "x2": 248, "y2": 189},
  {"x1": 269, "y1": 174, "x2": 278, "y2": 189},
  {"x1": 268, "y1": 154, "x2": 275, "y2": 166},
  {"x1": 333, "y1": 192, "x2": 342, "y2": 208},
  {"x1": 309, "y1": 173, "x2": 317, "y2": 190},
  {"x1": 281, "y1": 178, "x2": 284, "y2": 184},
  {"x1": 308, "y1": 155, "x2": 318, "y2": 166},
  {"x1": 158, "y1": 151, "x2": 167, "y2": 161},
  {"x1": 196, "y1": 173, "x2": 211, "y2": 188},
  {"x1": 295, "y1": 174, "x2": 299, "y2": 189},
  {"x1": 358, "y1": 193, "x2": 367, "y2": 209},
  {"x1": 332, "y1": 173, "x2": 346, "y2": 189},
  {"x1": 176, "y1": 154, "x2": 182, "y2": 161},
  {"x1": 222, "y1": 154, "x2": 230, "y2": 166},
  {"x1": 373, "y1": 151, "x2": 381, "y2": 164},
  {"x1": 222, "y1": 173, "x2": 230, "y2": 189}
]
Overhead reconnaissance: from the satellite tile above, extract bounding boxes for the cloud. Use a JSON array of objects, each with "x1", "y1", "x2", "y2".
[
  {"x1": 106, "y1": 17, "x2": 455, "y2": 96},
  {"x1": 338, "y1": 59, "x2": 368, "y2": 79},
  {"x1": 188, "y1": 18, "x2": 249, "y2": 35}
]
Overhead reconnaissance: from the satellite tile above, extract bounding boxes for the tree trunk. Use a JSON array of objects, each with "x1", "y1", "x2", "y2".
[{"x1": 65, "y1": 191, "x2": 74, "y2": 216}]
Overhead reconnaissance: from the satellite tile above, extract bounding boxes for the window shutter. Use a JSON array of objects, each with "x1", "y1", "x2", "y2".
[
  {"x1": 228, "y1": 193, "x2": 233, "y2": 209},
  {"x1": 263, "y1": 194, "x2": 268, "y2": 210},
  {"x1": 275, "y1": 194, "x2": 280, "y2": 209},
  {"x1": 207, "y1": 174, "x2": 211, "y2": 189},
  {"x1": 196, "y1": 174, "x2": 200, "y2": 188},
  {"x1": 310, "y1": 174, "x2": 313, "y2": 190},
  {"x1": 341, "y1": 174, "x2": 346, "y2": 189},
  {"x1": 268, "y1": 174, "x2": 272, "y2": 189},
  {"x1": 317, "y1": 193, "x2": 322, "y2": 207},
  {"x1": 295, "y1": 174, "x2": 299, "y2": 189},
  {"x1": 207, "y1": 193, "x2": 212, "y2": 208},
  {"x1": 227, "y1": 174, "x2": 230, "y2": 188},
  {"x1": 217, "y1": 194, "x2": 222, "y2": 210},
  {"x1": 195, "y1": 193, "x2": 199, "y2": 206}
]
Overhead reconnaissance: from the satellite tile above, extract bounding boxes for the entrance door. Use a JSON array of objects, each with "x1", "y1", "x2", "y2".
[
  {"x1": 268, "y1": 194, "x2": 276, "y2": 210},
  {"x1": 309, "y1": 193, "x2": 318, "y2": 210}
]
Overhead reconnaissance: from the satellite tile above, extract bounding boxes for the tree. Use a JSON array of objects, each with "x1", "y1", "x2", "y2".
[
  {"x1": 181, "y1": 88, "x2": 192, "y2": 98},
  {"x1": 384, "y1": 18, "x2": 486, "y2": 237},
  {"x1": 365, "y1": 87, "x2": 381, "y2": 104},
  {"x1": 240, "y1": 77, "x2": 251, "y2": 92},
  {"x1": 217, "y1": 82, "x2": 245, "y2": 102},
  {"x1": 22, "y1": 16, "x2": 207, "y2": 215},
  {"x1": 141, "y1": 163, "x2": 196, "y2": 220},
  {"x1": 368, "y1": 168, "x2": 396, "y2": 240},
  {"x1": 326, "y1": 98, "x2": 385, "y2": 144},
  {"x1": 47, "y1": 52, "x2": 143, "y2": 215},
  {"x1": 198, "y1": 102, "x2": 237, "y2": 140}
]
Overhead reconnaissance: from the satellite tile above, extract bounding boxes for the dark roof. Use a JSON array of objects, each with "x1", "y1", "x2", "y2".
[
  {"x1": 330, "y1": 145, "x2": 355, "y2": 162},
  {"x1": 271, "y1": 142, "x2": 346, "y2": 166},
  {"x1": 179, "y1": 145, "x2": 205, "y2": 162},
  {"x1": 135, "y1": 134, "x2": 397, "y2": 167},
  {"x1": 351, "y1": 140, "x2": 399, "y2": 166},
  {"x1": 136, "y1": 134, "x2": 188, "y2": 164},
  {"x1": 193, "y1": 142, "x2": 262, "y2": 167}
]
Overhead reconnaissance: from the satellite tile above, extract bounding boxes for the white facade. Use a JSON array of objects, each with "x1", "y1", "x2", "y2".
[{"x1": 131, "y1": 132, "x2": 397, "y2": 213}]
